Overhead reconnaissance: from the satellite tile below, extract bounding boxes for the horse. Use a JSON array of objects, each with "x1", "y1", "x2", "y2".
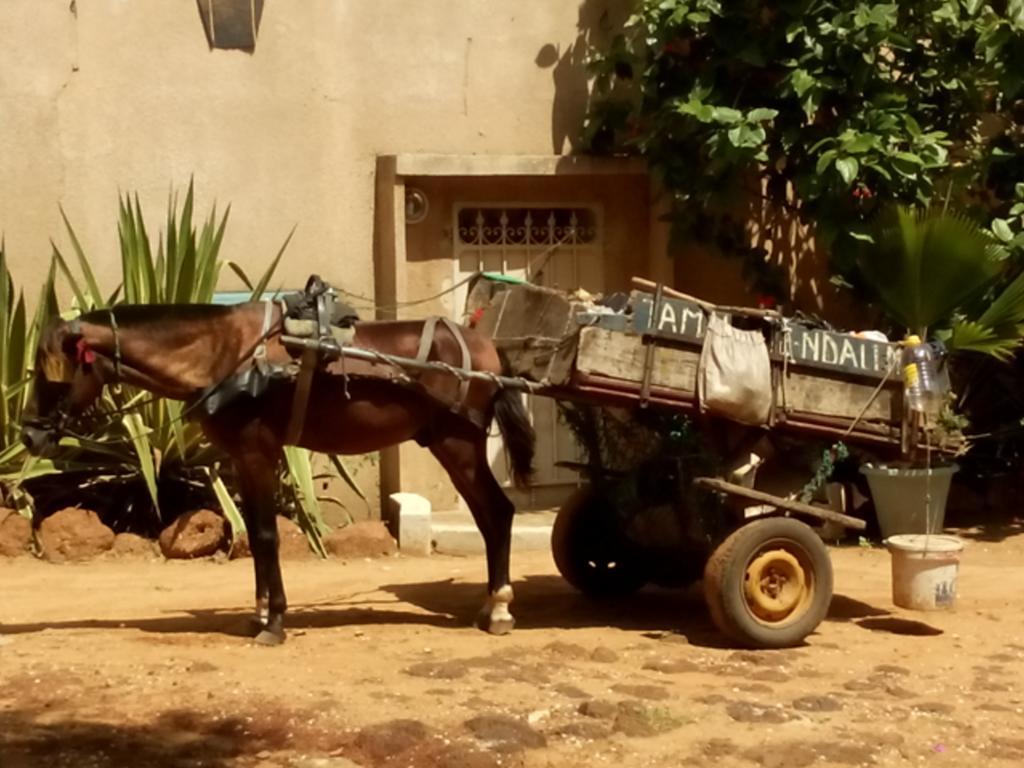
[{"x1": 21, "y1": 297, "x2": 535, "y2": 645}]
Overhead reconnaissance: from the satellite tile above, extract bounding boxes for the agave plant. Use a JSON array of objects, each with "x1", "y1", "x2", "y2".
[
  {"x1": 47, "y1": 180, "x2": 364, "y2": 552},
  {"x1": 856, "y1": 205, "x2": 1024, "y2": 360},
  {"x1": 0, "y1": 246, "x2": 61, "y2": 509}
]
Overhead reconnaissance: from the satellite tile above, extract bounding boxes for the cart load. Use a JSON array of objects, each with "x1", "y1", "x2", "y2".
[{"x1": 466, "y1": 272, "x2": 957, "y2": 648}]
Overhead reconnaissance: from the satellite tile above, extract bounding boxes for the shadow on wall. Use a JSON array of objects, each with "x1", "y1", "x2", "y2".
[
  {"x1": 537, "y1": 0, "x2": 634, "y2": 155},
  {"x1": 744, "y1": 189, "x2": 874, "y2": 330}
]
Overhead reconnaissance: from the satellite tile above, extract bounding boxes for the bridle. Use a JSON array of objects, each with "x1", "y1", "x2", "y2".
[{"x1": 27, "y1": 305, "x2": 282, "y2": 444}]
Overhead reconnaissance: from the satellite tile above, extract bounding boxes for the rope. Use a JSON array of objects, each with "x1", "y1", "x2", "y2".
[{"x1": 335, "y1": 233, "x2": 574, "y2": 313}]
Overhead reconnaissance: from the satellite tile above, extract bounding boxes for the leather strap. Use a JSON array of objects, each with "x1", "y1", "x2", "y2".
[
  {"x1": 439, "y1": 317, "x2": 472, "y2": 410},
  {"x1": 285, "y1": 347, "x2": 318, "y2": 445},
  {"x1": 416, "y1": 316, "x2": 441, "y2": 363},
  {"x1": 415, "y1": 316, "x2": 473, "y2": 410}
]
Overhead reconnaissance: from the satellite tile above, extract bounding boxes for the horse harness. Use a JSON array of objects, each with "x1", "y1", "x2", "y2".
[{"x1": 189, "y1": 276, "x2": 484, "y2": 442}]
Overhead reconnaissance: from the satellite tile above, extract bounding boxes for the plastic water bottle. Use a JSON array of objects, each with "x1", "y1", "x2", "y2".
[{"x1": 902, "y1": 336, "x2": 949, "y2": 413}]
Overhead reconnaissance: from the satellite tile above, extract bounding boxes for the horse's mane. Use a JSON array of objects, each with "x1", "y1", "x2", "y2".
[{"x1": 81, "y1": 303, "x2": 236, "y2": 328}]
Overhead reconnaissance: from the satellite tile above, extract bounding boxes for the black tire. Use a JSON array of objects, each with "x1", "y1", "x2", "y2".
[
  {"x1": 703, "y1": 517, "x2": 833, "y2": 649},
  {"x1": 551, "y1": 486, "x2": 647, "y2": 597}
]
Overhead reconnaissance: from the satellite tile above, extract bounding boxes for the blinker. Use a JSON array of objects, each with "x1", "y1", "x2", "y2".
[{"x1": 41, "y1": 354, "x2": 73, "y2": 383}]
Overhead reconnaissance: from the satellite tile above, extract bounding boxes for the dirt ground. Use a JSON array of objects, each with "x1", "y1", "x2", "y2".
[{"x1": 2, "y1": 524, "x2": 1024, "y2": 768}]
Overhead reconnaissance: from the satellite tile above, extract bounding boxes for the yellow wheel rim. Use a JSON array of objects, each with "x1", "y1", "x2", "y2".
[{"x1": 743, "y1": 547, "x2": 813, "y2": 625}]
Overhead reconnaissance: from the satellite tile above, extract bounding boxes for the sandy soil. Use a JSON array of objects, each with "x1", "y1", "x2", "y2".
[{"x1": 2, "y1": 526, "x2": 1024, "y2": 768}]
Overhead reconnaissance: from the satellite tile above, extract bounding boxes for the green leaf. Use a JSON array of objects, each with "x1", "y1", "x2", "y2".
[
  {"x1": 835, "y1": 157, "x2": 859, "y2": 186},
  {"x1": 855, "y1": 206, "x2": 1005, "y2": 332},
  {"x1": 711, "y1": 106, "x2": 743, "y2": 124},
  {"x1": 227, "y1": 261, "x2": 255, "y2": 291},
  {"x1": 208, "y1": 466, "x2": 247, "y2": 541},
  {"x1": 992, "y1": 218, "x2": 1015, "y2": 243},
  {"x1": 59, "y1": 206, "x2": 105, "y2": 308},
  {"x1": 284, "y1": 446, "x2": 328, "y2": 558},
  {"x1": 949, "y1": 319, "x2": 1022, "y2": 360},
  {"x1": 841, "y1": 133, "x2": 877, "y2": 154},
  {"x1": 328, "y1": 453, "x2": 368, "y2": 503},
  {"x1": 745, "y1": 108, "x2": 778, "y2": 122},
  {"x1": 122, "y1": 412, "x2": 160, "y2": 517},
  {"x1": 677, "y1": 100, "x2": 715, "y2": 122},
  {"x1": 51, "y1": 243, "x2": 89, "y2": 311},
  {"x1": 815, "y1": 149, "x2": 839, "y2": 176},
  {"x1": 790, "y1": 69, "x2": 816, "y2": 97},
  {"x1": 250, "y1": 225, "x2": 296, "y2": 301}
]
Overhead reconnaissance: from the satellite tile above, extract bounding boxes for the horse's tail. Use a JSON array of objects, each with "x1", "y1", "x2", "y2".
[{"x1": 493, "y1": 351, "x2": 535, "y2": 489}]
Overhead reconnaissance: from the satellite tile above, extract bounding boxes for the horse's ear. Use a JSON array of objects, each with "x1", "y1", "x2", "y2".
[{"x1": 57, "y1": 320, "x2": 84, "y2": 356}]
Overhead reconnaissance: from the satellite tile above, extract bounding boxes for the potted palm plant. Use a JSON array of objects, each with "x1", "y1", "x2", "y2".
[{"x1": 854, "y1": 204, "x2": 1024, "y2": 538}]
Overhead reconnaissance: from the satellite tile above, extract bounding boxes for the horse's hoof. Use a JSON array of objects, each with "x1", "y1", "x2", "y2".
[
  {"x1": 253, "y1": 629, "x2": 285, "y2": 646},
  {"x1": 476, "y1": 612, "x2": 515, "y2": 636},
  {"x1": 248, "y1": 616, "x2": 267, "y2": 634}
]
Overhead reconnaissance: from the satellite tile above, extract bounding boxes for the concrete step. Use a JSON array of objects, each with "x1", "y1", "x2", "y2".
[{"x1": 431, "y1": 509, "x2": 555, "y2": 556}]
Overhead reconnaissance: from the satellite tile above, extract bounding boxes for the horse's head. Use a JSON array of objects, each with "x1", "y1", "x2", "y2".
[{"x1": 22, "y1": 318, "x2": 104, "y2": 457}]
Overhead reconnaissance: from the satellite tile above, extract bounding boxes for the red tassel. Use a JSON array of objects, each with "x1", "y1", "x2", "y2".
[{"x1": 76, "y1": 338, "x2": 96, "y2": 365}]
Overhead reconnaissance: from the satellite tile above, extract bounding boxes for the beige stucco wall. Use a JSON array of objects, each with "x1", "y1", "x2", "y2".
[
  {"x1": 0, "y1": 0, "x2": 607, "y2": 298},
  {"x1": 0, "y1": 1, "x2": 630, "y2": 517}
]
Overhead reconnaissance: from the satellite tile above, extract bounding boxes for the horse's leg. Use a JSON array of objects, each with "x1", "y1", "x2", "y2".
[
  {"x1": 430, "y1": 429, "x2": 517, "y2": 635},
  {"x1": 234, "y1": 441, "x2": 288, "y2": 646},
  {"x1": 242, "y1": 495, "x2": 270, "y2": 633}
]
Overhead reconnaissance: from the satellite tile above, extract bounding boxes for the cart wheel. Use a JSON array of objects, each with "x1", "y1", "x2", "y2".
[
  {"x1": 703, "y1": 517, "x2": 833, "y2": 649},
  {"x1": 551, "y1": 487, "x2": 647, "y2": 598}
]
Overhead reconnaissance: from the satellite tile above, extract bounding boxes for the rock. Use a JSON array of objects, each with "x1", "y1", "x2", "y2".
[
  {"x1": 726, "y1": 701, "x2": 792, "y2": 724},
  {"x1": 0, "y1": 508, "x2": 32, "y2": 557},
  {"x1": 324, "y1": 520, "x2": 396, "y2": 559},
  {"x1": 110, "y1": 532, "x2": 158, "y2": 558},
  {"x1": 38, "y1": 507, "x2": 114, "y2": 562},
  {"x1": 884, "y1": 684, "x2": 918, "y2": 699},
  {"x1": 873, "y1": 664, "x2": 911, "y2": 676},
  {"x1": 610, "y1": 684, "x2": 671, "y2": 701},
  {"x1": 544, "y1": 641, "x2": 589, "y2": 659},
  {"x1": 590, "y1": 646, "x2": 620, "y2": 663},
  {"x1": 276, "y1": 516, "x2": 313, "y2": 559},
  {"x1": 701, "y1": 738, "x2": 739, "y2": 759},
  {"x1": 912, "y1": 701, "x2": 955, "y2": 715},
  {"x1": 290, "y1": 757, "x2": 362, "y2": 768},
  {"x1": 752, "y1": 669, "x2": 791, "y2": 683},
  {"x1": 578, "y1": 700, "x2": 617, "y2": 720},
  {"x1": 434, "y1": 743, "x2": 502, "y2": 768},
  {"x1": 613, "y1": 702, "x2": 682, "y2": 738},
  {"x1": 354, "y1": 719, "x2": 430, "y2": 762},
  {"x1": 228, "y1": 533, "x2": 251, "y2": 559},
  {"x1": 554, "y1": 684, "x2": 589, "y2": 700},
  {"x1": 158, "y1": 509, "x2": 226, "y2": 559},
  {"x1": 464, "y1": 714, "x2": 546, "y2": 752},
  {"x1": 742, "y1": 742, "x2": 817, "y2": 768},
  {"x1": 403, "y1": 661, "x2": 469, "y2": 680},
  {"x1": 792, "y1": 695, "x2": 843, "y2": 713},
  {"x1": 643, "y1": 658, "x2": 699, "y2": 674},
  {"x1": 554, "y1": 721, "x2": 612, "y2": 741}
]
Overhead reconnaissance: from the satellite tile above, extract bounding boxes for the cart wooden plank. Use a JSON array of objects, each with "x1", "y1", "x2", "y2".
[
  {"x1": 575, "y1": 326, "x2": 700, "y2": 393},
  {"x1": 780, "y1": 369, "x2": 897, "y2": 423},
  {"x1": 693, "y1": 476, "x2": 867, "y2": 531}
]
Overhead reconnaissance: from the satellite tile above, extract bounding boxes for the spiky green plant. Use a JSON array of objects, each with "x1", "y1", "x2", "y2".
[
  {"x1": 49, "y1": 180, "x2": 364, "y2": 551},
  {"x1": 0, "y1": 246, "x2": 62, "y2": 510},
  {"x1": 856, "y1": 205, "x2": 1024, "y2": 360}
]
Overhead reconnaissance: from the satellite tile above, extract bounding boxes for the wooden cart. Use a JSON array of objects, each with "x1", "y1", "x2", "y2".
[{"x1": 466, "y1": 273, "x2": 956, "y2": 649}]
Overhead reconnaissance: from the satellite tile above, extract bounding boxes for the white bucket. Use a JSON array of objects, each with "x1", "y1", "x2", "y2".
[{"x1": 884, "y1": 534, "x2": 964, "y2": 611}]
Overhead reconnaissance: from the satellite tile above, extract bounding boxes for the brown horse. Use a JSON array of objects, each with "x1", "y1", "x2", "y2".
[{"x1": 22, "y1": 300, "x2": 535, "y2": 645}]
